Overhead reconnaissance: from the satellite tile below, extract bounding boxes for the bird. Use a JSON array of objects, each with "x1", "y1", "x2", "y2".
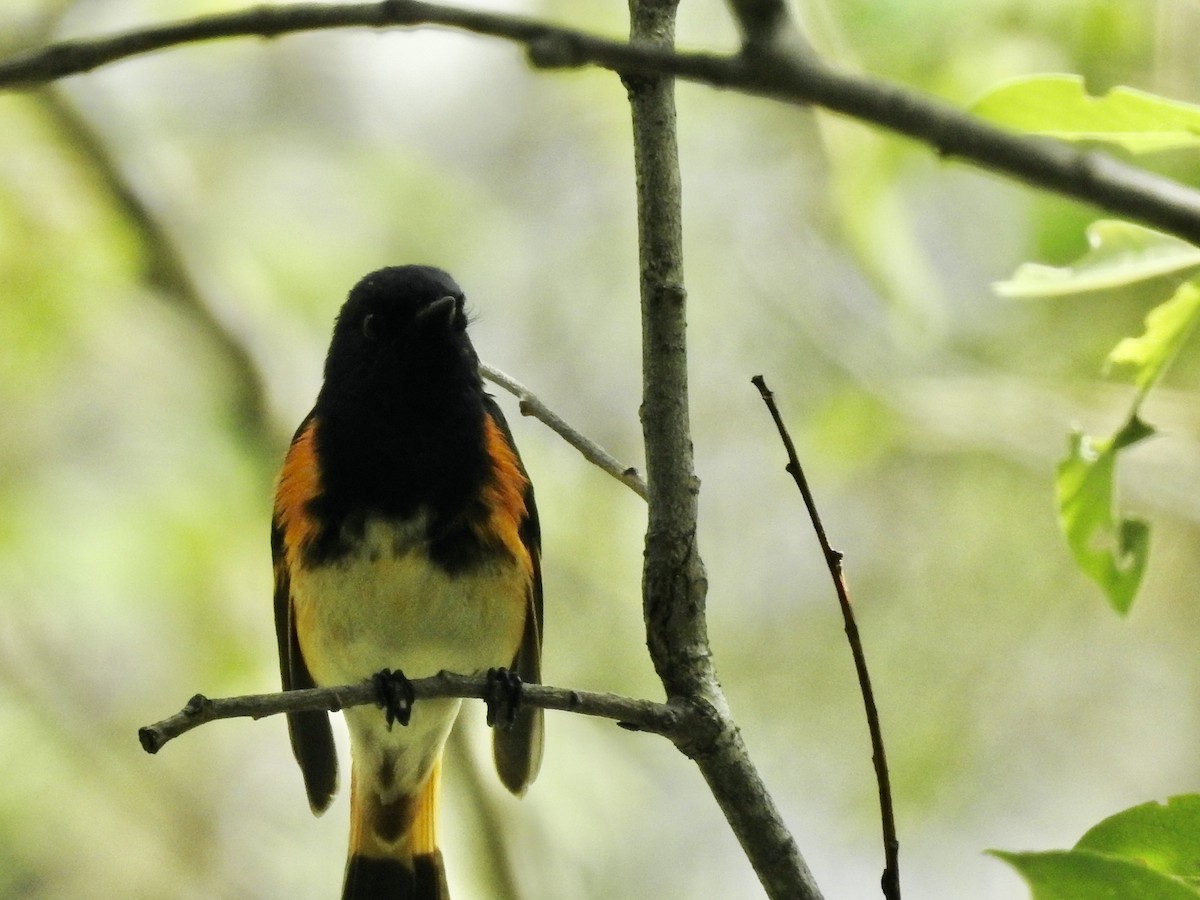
[{"x1": 270, "y1": 265, "x2": 543, "y2": 900}]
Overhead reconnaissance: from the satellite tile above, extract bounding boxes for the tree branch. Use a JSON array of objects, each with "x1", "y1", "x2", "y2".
[
  {"x1": 481, "y1": 362, "x2": 648, "y2": 500},
  {"x1": 25, "y1": 0, "x2": 1183, "y2": 893},
  {"x1": 627, "y1": 0, "x2": 703, "y2": 713},
  {"x1": 34, "y1": 88, "x2": 279, "y2": 452},
  {"x1": 753, "y1": 375, "x2": 899, "y2": 900},
  {"x1": 626, "y1": 2, "x2": 822, "y2": 898},
  {"x1": 6, "y1": 2, "x2": 1200, "y2": 243},
  {"x1": 138, "y1": 671, "x2": 697, "y2": 754}
]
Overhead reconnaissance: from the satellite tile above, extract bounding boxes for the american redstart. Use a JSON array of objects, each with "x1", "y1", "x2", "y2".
[{"x1": 271, "y1": 266, "x2": 543, "y2": 899}]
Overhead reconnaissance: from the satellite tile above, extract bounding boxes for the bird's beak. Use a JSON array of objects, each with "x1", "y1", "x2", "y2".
[{"x1": 417, "y1": 295, "x2": 461, "y2": 327}]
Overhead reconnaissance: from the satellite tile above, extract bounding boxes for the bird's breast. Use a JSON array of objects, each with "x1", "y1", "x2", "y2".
[{"x1": 290, "y1": 515, "x2": 530, "y2": 689}]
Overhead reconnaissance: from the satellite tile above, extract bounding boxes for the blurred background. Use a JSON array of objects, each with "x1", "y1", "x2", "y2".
[{"x1": 1, "y1": 0, "x2": 1198, "y2": 897}]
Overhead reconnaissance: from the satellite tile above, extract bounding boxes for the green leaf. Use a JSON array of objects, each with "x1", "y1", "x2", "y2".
[
  {"x1": 991, "y1": 849, "x2": 1200, "y2": 899},
  {"x1": 1107, "y1": 281, "x2": 1200, "y2": 393},
  {"x1": 971, "y1": 73, "x2": 1200, "y2": 153},
  {"x1": 1007, "y1": 240, "x2": 1200, "y2": 612},
  {"x1": 1056, "y1": 419, "x2": 1153, "y2": 615},
  {"x1": 1048, "y1": 278, "x2": 1199, "y2": 612},
  {"x1": 1077, "y1": 795, "x2": 1200, "y2": 886},
  {"x1": 995, "y1": 220, "x2": 1200, "y2": 298}
]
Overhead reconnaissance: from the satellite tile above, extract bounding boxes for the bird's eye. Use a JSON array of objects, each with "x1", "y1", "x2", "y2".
[{"x1": 362, "y1": 313, "x2": 378, "y2": 339}]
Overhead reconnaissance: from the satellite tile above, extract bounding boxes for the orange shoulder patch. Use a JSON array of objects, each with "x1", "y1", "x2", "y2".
[
  {"x1": 274, "y1": 419, "x2": 323, "y2": 567},
  {"x1": 476, "y1": 414, "x2": 532, "y2": 577}
]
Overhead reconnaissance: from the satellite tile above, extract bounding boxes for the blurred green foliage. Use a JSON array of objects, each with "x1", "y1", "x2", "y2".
[{"x1": 0, "y1": 1, "x2": 1197, "y2": 899}]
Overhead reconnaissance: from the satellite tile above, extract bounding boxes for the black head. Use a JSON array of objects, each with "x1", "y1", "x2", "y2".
[
  {"x1": 320, "y1": 265, "x2": 480, "y2": 402},
  {"x1": 306, "y1": 266, "x2": 494, "y2": 547}
]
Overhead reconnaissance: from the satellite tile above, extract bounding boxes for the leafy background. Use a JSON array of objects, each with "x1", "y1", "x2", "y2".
[{"x1": 1, "y1": 0, "x2": 1198, "y2": 898}]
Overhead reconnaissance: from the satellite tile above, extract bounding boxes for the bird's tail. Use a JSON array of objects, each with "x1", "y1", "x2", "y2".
[{"x1": 342, "y1": 756, "x2": 449, "y2": 900}]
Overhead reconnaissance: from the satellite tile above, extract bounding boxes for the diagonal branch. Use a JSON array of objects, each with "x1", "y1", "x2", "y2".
[
  {"x1": 35, "y1": 88, "x2": 278, "y2": 450},
  {"x1": 5, "y1": 2, "x2": 1200, "y2": 243},
  {"x1": 752, "y1": 376, "x2": 899, "y2": 900},
  {"x1": 138, "y1": 671, "x2": 698, "y2": 754},
  {"x1": 481, "y1": 362, "x2": 648, "y2": 500}
]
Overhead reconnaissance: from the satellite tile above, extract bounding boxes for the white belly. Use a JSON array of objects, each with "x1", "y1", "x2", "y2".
[
  {"x1": 291, "y1": 519, "x2": 528, "y2": 688},
  {"x1": 290, "y1": 518, "x2": 530, "y2": 804}
]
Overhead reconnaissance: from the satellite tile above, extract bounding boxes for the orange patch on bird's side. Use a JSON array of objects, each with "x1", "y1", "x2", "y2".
[
  {"x1": 477, "y1": 416, "x2": 532, "y2": 576},
  {"x1": 274, "y1": 421, "x2": 323, "y2": 564}
]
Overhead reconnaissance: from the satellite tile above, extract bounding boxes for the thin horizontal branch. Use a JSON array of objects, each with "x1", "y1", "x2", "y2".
[
  {"x1": 138, "y1": 670, "x2": 695, "y2": 754},
  {"x1": 5, "y1": 2, "x2": 1200, "y2": 244},
  {"x1": 0, "y1": 0, "x2": 548, "y2": 86},
  {"x1": 481, "y1": 362, "x2": 648, "y2": 500}
]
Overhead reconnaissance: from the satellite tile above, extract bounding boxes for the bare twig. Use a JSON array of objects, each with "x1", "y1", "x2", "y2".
[
  {"x1": 481, "y1": 362, "x2": 647, "y2": 500},
  {"x1": 752, "y1": 375, "x2": 899, "y2": 900},
  {"x1": 6, "y1": 2, "x2": 1200, "y2": 243},
  {"x1": 138, "y1": 671, "x2": 696, "y2": 754}
]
